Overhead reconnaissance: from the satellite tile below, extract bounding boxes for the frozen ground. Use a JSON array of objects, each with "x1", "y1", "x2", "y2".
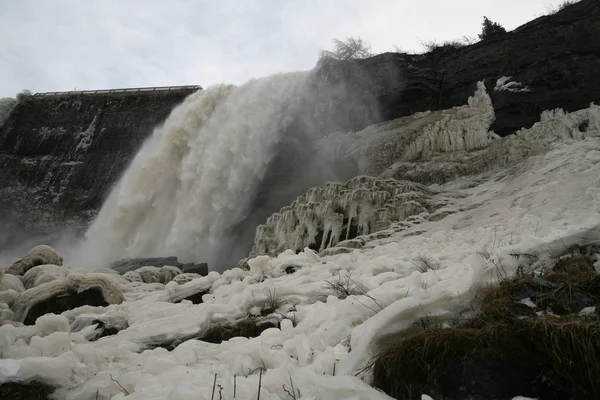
[{"x1": 1, "y1": 98, "x2": 599, "y2": 399}]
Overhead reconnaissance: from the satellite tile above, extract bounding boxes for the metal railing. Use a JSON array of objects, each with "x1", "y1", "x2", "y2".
[{"x1": 32, "y1": 85, "x2": 202, "y2": 97}]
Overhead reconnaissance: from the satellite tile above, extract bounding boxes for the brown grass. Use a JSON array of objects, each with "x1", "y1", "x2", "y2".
[
  {"x1": 0, "y1": 382, "x2": 54, "y2": 400},
  {"x1": 372, "y1": 255, "x2": 600, "y2": 400}
]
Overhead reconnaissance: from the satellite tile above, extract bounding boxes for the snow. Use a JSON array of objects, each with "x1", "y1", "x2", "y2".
[
  {"x1": 1, "y1": 91, "x2": 600, "y2": 399},
  {"x1": 495, "y1": 76, "x2": 531, "y2": 92},
  {"x1": 75, "y1": 115, "x2": 99, "y2": 152}
]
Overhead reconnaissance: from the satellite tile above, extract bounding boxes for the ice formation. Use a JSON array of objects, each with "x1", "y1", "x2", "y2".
[
  {"x1": 319, "y1": 82, "x2": 599, "y2": 190},
  {"x1": 251, "y1": 176, "x2": 448, "y2": 256},
  {"x1": 82, "y1": 73, "x2": 313, "y2": 270},
  {"x1": 0, "y1": 90, "x2": 599, "y2": 399},
  {"x1": 494, "y1": 76, "x2": 531, "y2": 92},
  {"x1": 318, "y1": 81, "x2": 497, "y2": 178}
]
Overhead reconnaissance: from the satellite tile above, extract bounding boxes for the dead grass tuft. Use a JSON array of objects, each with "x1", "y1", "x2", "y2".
[{"x1": 0, "y1": 382, "x2": 54, "y2": 400}]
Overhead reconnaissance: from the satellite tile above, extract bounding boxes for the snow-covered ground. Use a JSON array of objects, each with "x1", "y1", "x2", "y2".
[{"x1": 1, "y1": 94, "x2": 600, "y2": 399}]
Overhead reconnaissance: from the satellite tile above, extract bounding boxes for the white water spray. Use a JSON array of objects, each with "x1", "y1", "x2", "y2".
[{"x1": 83, "y1": 72, "x2": 311, "y2": 269}]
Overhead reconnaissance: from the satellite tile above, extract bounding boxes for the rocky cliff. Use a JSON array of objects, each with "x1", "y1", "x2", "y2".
[
  {"x1": 0, "y1": 88, "x2": 200, "y2": 251},
  {"x1": 321, "y1": 0, "x2": 600, "y2": 136}
]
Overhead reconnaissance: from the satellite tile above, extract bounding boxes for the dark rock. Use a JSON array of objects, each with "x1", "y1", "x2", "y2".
[
  {"x1": 110, "y1": 257, "x2": 180, "y2": 274},
  {"x1": 90, "y1": 320, "x2": 120, "y2": 340},
  {"x1": 23, "y1": 288, "x2": 108, "y2": 325},
  {"x1": 143, "y1": 319, "x2": 281, "y2": 351},
  {"x1": 176, "y1": 289, "x2": 209, "y2": 304},
  {"x1": 180, "y1": 262, "x2": 208, "y2": 276},
  {"x1": 285, "y1": 265, "x2": 302, "y2": 274},
  {"x1": 110, "y1": 257, "x2": 208, "y2": 276}
]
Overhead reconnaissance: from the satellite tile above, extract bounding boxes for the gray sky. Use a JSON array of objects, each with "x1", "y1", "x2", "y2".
[{"x1": 0, "y1": 0, "x2": 570, "y2": 97}]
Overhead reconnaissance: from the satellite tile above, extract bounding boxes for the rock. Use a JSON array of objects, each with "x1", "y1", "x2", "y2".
[
  {"x1": 109, "y1": 257, "x2": 179, "y2": 274},
  {"x1": 11, "y1": 271, "x2": 124, "y2": 324},
  {"x1": 172, "y1": 273, "x2": 202, "y2": 285},
  {"x1": 109, "y1": 257, "x2": 208, "y2": 277},
  {"x1": 23, "y1": 288, "x2": 108, "y2": 325},
  {"x1": 284, "y1": 265, "x2": 302, "y2": 274},
  {"x1": 176, "y1": 289, "x2": 209, "y2": 305},
  {"x1": 180, "y1": 262, "x2": 208, "y2": 276}
]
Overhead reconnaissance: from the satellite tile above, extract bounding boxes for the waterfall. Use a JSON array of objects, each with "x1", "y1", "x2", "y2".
[{"x1": 83, "y1": 72, "x2": 312, "y2": 270}]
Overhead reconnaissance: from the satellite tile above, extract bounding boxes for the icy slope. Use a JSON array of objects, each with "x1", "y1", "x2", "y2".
[{"x1": 0, "y1": 103, "x2": 599, "y2": 399}]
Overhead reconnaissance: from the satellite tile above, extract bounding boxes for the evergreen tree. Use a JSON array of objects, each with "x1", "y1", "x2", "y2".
[{"x1": 478, "y1": 17, "x2": 506, "y2": 40}]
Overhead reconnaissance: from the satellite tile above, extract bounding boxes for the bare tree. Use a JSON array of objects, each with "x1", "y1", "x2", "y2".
[{"x1": 320, "y1": 36, "x2": 373, "y2": 61}]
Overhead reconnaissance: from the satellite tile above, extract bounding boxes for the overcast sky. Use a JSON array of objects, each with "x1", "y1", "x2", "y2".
[{"x1": 0, "y1": 0, "x2": 571, "y2": 97}]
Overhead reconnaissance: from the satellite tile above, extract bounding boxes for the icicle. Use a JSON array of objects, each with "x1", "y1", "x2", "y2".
[
  {"x1": 320, "y1": 220, "x2": 332, "y2": 251},
  {"x1": 328, "y1": 213, "x2": 344, "y2": 248}
]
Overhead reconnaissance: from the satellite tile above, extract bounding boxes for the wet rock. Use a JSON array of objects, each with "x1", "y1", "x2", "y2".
[
  {"x1": 176, "y1": 289, "x2": 209, "y2": 304},
  {"x1": 23, "y1": 288, "x2": 108, "y2": 325},
  {"x1": 180, "y1": 262, "x2": 208, "y2": 276}
]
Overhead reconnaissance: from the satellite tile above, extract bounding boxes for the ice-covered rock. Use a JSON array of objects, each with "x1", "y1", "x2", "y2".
[
  {"x1": 121, "y1": 266, "x2": 182, "y2": 284},
  {"x1": 251, "y1": 176, "x2": 438, "y2": 256},
  {"x1": 319, "y1": 82, "x2": 600, "y2": 187},
  {"x1": 5, "y1": 245, "x2": 63, "y2": 276},
  {"x1": 11, "y1": 272, "x2": 124, "y2": 324},
  {"x1": 0, "y1": 272, "x2": 25, "y2": 293},
  {"x1": 22, "y1": 264, "x2": 68, "y2": 289},
  {"x1": 318, "y1": 81, "x2": 496, "y2": 180}
]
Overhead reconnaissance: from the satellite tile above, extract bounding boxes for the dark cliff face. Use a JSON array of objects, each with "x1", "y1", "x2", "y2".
[
  {"x1": 319, "y1": 0, "x2": 600, "y2": 136},
  {"x1": 0, "y1": 89, "x2": 198, "y2": 250}
]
